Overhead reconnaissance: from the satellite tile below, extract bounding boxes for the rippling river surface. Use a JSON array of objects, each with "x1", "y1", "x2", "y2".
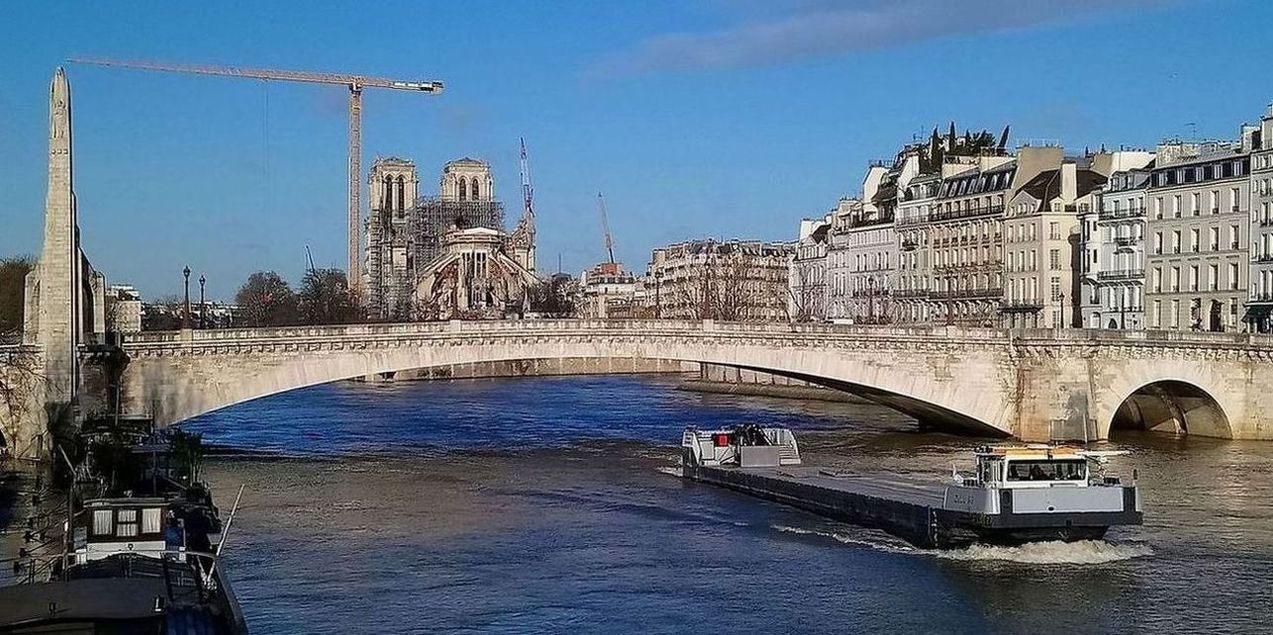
[{"x1": 187, "y1": 375, "x2": 1273, "y2": 634}]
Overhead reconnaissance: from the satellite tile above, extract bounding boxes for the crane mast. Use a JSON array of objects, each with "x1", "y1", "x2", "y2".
[
  {"x1": 519, "y1": 137, "x2": 534, "y2": 219},
  {"x1": 68, "y1": 56, "x2": 444, "y2": 305},
  {"x1": 597, "y1": 192, "x2": 616, "y2": 265}
]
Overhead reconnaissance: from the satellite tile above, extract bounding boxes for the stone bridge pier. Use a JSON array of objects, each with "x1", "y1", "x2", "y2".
[{"x1": 93, "y1": 320, "x2": 1273, "y2": 444}]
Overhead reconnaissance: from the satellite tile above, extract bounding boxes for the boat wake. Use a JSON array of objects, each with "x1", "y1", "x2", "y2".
[
  {"x1": 773, "y1": 525, "x2": 916, "y2": 554},
  {"x1": 653, "y1": 466, "x2": 682, "y2": 478},
  {"x1": 934, "y1": 540, "x2": 1152, "y2": 564},
  {"x1": 773, "y1": 525, "x2": 1152, "y2": 564}
]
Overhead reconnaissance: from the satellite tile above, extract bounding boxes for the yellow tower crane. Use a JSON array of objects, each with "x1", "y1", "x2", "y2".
[{"x1": 68, "y1": 56, "x2": 445, "y2": 302}]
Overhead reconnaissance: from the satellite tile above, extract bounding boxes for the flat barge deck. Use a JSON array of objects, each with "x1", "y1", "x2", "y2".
[{"x1": 681, "y1": 426, "x2": 1142, "y2": 549}]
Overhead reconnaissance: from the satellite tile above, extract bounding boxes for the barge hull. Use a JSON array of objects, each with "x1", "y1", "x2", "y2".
[{"x1": 683, "y1": 461, "x2": 1141, "y2": 549}]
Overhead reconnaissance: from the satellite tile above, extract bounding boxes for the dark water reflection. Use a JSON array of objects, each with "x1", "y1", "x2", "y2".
[{"x1": 188, "y1": 375, "x2": 1273, "y2": 634}]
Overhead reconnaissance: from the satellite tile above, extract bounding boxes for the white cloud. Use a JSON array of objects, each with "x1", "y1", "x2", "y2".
[{"x1": 597, "y1": 0, "x2": 1169, "y2": 74}]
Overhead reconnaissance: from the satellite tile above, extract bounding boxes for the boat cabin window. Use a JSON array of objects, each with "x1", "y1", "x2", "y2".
[
  {"x1": 1006, "y1": 460, "x2": 1086, "y2": 482},
  {"x1": 117, "y1": 509, "x2": 139, "y2": 537},
  {"x1": 978, "y1": 459, "x2": 1000, "y2": 484},
  {"x1": 142, "y1": 507, "x2": 163, "y2": 534},
  {"x1": 89, "y1": 506, "x2": 166, "y2": 539},
  {"x1": 92, "y1": 509, "x2": 113, "y2": 536}
]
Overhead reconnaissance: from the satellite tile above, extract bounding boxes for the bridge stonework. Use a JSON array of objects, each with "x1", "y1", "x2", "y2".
[{"x1": 93, "y1": 320, "x2": 1273, "y2": 444}]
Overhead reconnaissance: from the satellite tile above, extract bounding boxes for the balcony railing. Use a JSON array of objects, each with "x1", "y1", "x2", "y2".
[
  {"x1": 1097, "y1": 269, "x2": 1145, "y2": 281},
  {"x1": 930, "y1": 287, "x2": 1004, "y2": 299},
  {"x1": 892, "y1": 289, "x2": 928, "y2": 298},
  {"x1": 1114, "y1": 236, "x2": 1138, "y2": 248},
  {"x1": 929, "y1": 205, "x2": 1004, "y2": 223},
  {"x1": 1000, "y1": 300, "x2": 1044, "y2": 312},
  {"x1": 1098, "y1": 206, "x2": 1145, "y2": 220},
  {"x1": 1260, "y1": 218, "x2": 1273, "y2": 227},
  {"x1": 1250, "y1": 292, "x2": 1273, "y2": 305}
]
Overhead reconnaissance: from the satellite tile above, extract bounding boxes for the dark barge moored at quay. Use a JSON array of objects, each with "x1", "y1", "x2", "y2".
[
  {"x1": 0, "y1": 431, "x2": 248, "y2": 634},
  {"x1": 681, "y1": 425, "x2": 1143, "y2": 548}
]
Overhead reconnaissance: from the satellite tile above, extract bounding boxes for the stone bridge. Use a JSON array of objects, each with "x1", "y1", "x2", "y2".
[{"x1": 69, "y1": 320, "x2": 1273, "y2": 447}]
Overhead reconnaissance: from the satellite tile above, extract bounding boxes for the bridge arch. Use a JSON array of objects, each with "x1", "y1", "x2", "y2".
[
  {"x1": 1102, "y1": 377, "x2": 1234, "y2": 439},
  {"x1": 117, "y1": 323, "x2": 1022, "y2": 438}
]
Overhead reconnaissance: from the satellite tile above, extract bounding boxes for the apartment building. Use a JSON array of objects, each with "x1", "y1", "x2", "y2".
[
  {"x1": 894, "y1": 173, "x2": 939, "y2": 323},
  {"x1": 1086, "y1": 163, "x2": 1154, "y2": 329},
  {"x1": 790, "y1": 216, "x2": 830, "y2": 321},
  {"x1": 1002, "y1": 162, "x2": 1106, "y2": 328},
  {"x1": 1145, "y1": 137, "x2": 1252, "y2": 331},
  {"x1": 1250, "y1": 106, "x2": 1273, "y2": 332}
]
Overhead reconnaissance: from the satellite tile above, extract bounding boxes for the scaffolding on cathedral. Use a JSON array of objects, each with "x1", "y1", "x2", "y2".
[{"x1": 413, "y1": 196, "x2": 506, "y2": 266}]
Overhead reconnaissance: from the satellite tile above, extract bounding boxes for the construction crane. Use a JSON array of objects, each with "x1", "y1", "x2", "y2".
[
  {"x1": 519, "y1": 137, "x2": 534, "y2": 219},
  {"x1": 596, "y1": 192, "x2": 617, "y2": 271},
  {"x1": 68, "y1": 56, "x2": 444, "y2": 301}
]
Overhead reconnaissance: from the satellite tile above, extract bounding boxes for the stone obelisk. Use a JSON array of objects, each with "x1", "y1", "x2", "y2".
[{"x1": 38, "y1": 67, "x2": 80, "y2": 413}]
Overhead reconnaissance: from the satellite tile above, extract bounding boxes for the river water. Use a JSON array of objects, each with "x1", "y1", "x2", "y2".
[{"x1": 186, "y1": 374, "x2": 1273, "y2": 634}]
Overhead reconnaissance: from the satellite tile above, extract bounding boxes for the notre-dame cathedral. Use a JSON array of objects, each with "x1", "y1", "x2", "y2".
[{"x1": 363, "y1": 156, "x2": 537, "y2": 321}]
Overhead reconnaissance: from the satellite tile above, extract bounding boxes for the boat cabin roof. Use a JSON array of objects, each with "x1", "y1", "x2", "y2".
[
  {"x1": 83, "y1": 497, "x2": 170, "y2": 509},
  {"x1": 974, "y1": 445, "x2": 1129, "y2": 462}
]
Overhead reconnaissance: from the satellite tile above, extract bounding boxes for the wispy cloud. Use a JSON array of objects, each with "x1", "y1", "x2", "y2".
[{"x1": 596, "y1": 0, "x2": 1167, "y2": 75}]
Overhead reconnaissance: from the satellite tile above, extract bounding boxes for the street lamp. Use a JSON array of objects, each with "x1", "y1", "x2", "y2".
[
  {"x1": 199, "y1": 274, "x2": 207, "y2": 329},
  {"x1": 182, "y1": 265, "x2": 191, "y2": 330}
]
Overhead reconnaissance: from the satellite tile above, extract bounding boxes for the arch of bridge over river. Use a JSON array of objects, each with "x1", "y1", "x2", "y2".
[{"x1": 72, "y1": 320, "x2": 1273, "y2": 447}]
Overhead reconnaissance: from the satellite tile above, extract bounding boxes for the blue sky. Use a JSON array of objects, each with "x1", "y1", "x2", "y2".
[{"x1": 1, "y1": 0, "x2": 1270, "y2": 299}]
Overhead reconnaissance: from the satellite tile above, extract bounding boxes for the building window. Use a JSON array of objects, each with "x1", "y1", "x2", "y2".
[
  {"x1": 1049, "y1": 222, "x2": 1060, "y2": 240},
  {"x1": 1209, "y1": 264, "x2": 1219, "y2": 291},
  {"x1": 1231, "y1": 262, "x2": 1240, "y2": 290},
  {"x1": 1051, "y1": 276, "x2": 1061, "y2": 301},
  {"x1": 459, "y1": 178, "x2": 468, "y2": 201},
  {"x1": 1190, "y1": 228, "x2": 1200, "y2": 252},
  {"x1": 1049, "y1": 249, "x2": 1060, "y2": 270}
]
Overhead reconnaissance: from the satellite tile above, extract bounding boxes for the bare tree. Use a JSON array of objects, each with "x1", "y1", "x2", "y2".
[
  {"x1": 0, "y1": 256, "x2": 35, "y2": 343},
  {"x1": 298, "y1": 268, "x2": 359, "y2": 325},
  {"x1": 234, "y1": 271, "x2": 299, "y2": 327}
]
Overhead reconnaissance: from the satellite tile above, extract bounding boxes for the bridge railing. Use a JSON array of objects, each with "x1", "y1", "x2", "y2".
[{"x1": 119, "y1": 319, "x2": 1273, "y2": 349}]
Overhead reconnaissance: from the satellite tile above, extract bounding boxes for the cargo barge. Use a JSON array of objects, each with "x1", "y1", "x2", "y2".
[{"x1": 681, "y1": 425, "x2": 1142, "y2": 548}]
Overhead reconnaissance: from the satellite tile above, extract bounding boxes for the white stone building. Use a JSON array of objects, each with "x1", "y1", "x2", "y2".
[
  {"x1": 1002, "y1": 162, "x2": 1106, "y2": 329},
  {"x1": 790, "y1": 216, "x2": 830, "y2": 321},
  {"x1": 580, "y1": 262, "x2": 638, "y2": 319},
  {"x1": 1086, "y1": 162, "x2": 1154, "y2": 329},
  {"x1": 895, "y1": 174, "x2": 938, "y2": 324},
  {"x1": 1249, "y1": 105, "x2": 1273, "y2": 332},
  {"x1": 1145, "y1": 137, "x2": 1251, "y2": 331},
  {"x1": 648, "y1": 239, "x2": 793, "y2": 321}
]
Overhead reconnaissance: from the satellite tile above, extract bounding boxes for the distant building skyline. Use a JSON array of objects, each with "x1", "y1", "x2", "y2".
[{"x1": 3, "y1": 1, "x2": 1273, "y2": 299}]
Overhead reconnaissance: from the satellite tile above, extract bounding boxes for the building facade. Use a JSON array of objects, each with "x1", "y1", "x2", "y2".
[
  {"x1": 1249, "y1": 106, "x2": 1273, "y2": 332},
  {"x1": 894, "y1": 174, "x2": 938, "y2": 324},
  {"x1": 1088, "y1": 163, "x2": 1153, "y2": 329},
  {"x1": 580, "y1": 262, "x2": 638, "y2": 319},
  {"x1": 648, "y1": 239, "x2": 792, "y2": 321},
  {"x1": 790, "y1": 217, "x2": 830, "y2": 321},
  {"x1": 1002, "y1": 162, "x2": 1105, "y2": 329},
  {"x1": 1145, "y1": 138, "x2": 1251, "y2": 331}
]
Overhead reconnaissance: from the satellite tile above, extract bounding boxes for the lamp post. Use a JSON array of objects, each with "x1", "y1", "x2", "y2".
[
  {"x1": 199, "y1": 274, "x2": 207, "y2": 329},
  {"x1": 182, "y1": 265, "x2": 191, "y2": 330},
  {"x1": 654, "y1": 270, "x2": 662, "y2": 319},
  {"x1": 1058, "y1": 291, "x2": 1066, "y2": 329}
]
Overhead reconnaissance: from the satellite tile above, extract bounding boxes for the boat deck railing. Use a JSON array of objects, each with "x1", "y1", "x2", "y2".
[{"x1": 682, "y1": 427, "x2": 802, "y2": 467}]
